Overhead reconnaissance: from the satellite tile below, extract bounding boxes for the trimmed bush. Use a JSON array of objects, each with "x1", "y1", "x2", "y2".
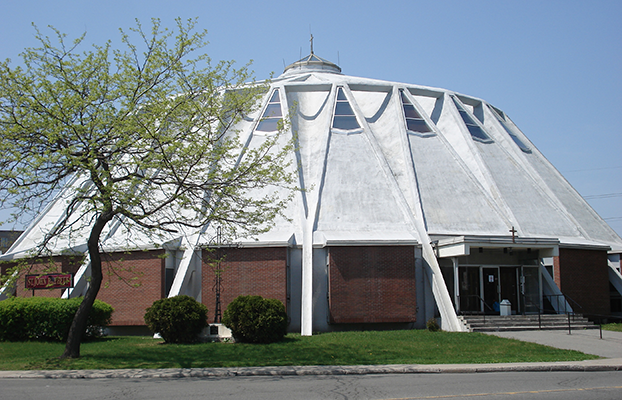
[
  {"x1": 222, "y1": 295, "x2": 288, "y2": 343},
  {"x1": 144, "y1": 295, "x2": 208, "y2": 343},
  {"x1": 0, "y1": 297, "x2": 113, "y2": 342}
]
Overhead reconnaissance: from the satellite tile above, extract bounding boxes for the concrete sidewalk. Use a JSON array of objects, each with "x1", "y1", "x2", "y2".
[
  {"x1": 2, "y1": 329, "x2": 622, "y2": 379},
  {"x1": 485, "y1": 328, "x2": 622, "y2": 358}
]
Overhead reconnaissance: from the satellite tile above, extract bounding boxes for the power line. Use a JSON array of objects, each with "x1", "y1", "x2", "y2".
[
  {"x1": 564, "y1": 165, "x2": 622, "y2": 173},
  {"x1": 584, "y1": 192, "x2": 622, "y2": 200}
]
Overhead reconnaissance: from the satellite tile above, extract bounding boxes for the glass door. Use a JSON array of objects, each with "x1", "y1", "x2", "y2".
[
  {"x1": 521, "y1": 266, "x2": 541, "y2": 314},
  {"x1": 482, "y1": 267, "x2": 499, "y2": 314},
  {"x1": 459, "y1": 267, "x2": 481, "y2": 312},
  {"x1": 499, "y1": 267, "x2": 519, "y2": 314}
]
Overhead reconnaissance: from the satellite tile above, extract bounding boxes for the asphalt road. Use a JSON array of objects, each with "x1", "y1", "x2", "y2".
[{"x1": 1, "y1": 371, "x2": 621, "y2": 400}]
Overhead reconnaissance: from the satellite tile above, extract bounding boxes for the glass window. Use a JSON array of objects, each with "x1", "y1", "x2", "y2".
[
  {"x1": 488, "y1": 105, "x2": 531, "y2": 153},
  {"x1": 256, "y1": 89, "x2": 283, "y2": 132},
  {"x1": 332, "y1": 87, "x2": 360, "y2": 130},
  {"x1": 335, "y1": 101, "x2": 355, "y2": 116},
  {"x1": 400, "y1": 90, "x2": 431, "y2": 133},
  {"x1": 452, "y1": 97, "x2": 491, "y2": 142}
]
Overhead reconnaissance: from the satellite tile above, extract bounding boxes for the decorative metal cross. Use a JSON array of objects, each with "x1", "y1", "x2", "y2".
[
  {"x1": 310, "y1": 33, "x2": 314, "y2": 54},
  {"x1": 509, "y1": 226, "x2": 517, "y2": 243}
]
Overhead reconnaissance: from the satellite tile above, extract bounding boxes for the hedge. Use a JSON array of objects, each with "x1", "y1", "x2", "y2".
[{"x1": 0, "y1": 297, "x2": 113, "y2": 342}]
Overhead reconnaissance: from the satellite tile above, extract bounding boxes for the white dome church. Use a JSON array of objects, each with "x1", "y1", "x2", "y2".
[{"x1": 3, "y1": 51, "x2": 622, "y2": 334}]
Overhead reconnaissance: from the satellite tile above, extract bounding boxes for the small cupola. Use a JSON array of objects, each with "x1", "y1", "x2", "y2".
[{"x1": 282, "y1": 35, "x2": 341, "y2": 75}]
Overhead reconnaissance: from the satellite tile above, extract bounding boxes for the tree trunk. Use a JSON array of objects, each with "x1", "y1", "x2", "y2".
[{"x1": 61, "y1": 212, "x2": 113, "y2": 359}]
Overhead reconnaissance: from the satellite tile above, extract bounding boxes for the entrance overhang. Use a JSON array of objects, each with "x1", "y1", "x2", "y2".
[{"x1": 432, "y1": 235, "x2": 560, "y2": 258}]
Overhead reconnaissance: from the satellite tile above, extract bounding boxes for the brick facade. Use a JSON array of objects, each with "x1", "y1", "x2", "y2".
[
  {"x1": 553, "y1": 248, "x2": 610, "y2": 316},
  {"x1": 202, "y1": 247, "x2": 287, "y2": 322},
  {"x1": 97, "y1": 250, "x2": 166, "y2": 326},
  {"x1": 328, "y1": 246, "x2": 417, "y2": 324},
  {"x1": 3, "y1": 251, "x2": 164, "y2": 326},
  {"x1": 10, "y1": 255, "x2": 83, "y2": 298}
]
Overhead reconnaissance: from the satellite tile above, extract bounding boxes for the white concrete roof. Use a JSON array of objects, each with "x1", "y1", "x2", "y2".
[{"x1": 4, "y1": 53, "x2": 621, "y2": 259}]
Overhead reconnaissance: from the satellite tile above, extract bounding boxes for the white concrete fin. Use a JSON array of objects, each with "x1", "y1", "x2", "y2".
[
  {"x1": 62, "y1": 255, "x2": 91, "y2": 299},
  {"x1": 540, "y1": 264, "x2": 573, "y2": 313},
  {"x1": 609, "y1": 264, "x2": 622, "y2": 298}
]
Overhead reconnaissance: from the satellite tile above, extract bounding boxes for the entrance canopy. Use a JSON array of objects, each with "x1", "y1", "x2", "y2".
[{"x1": 433, "y1": 235, "x2": 560, "y2": 259}]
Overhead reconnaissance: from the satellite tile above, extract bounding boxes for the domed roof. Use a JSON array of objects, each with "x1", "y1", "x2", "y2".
[
  {"x1": 258, "y1": 56, "x2": 622, "y2": 251},
  {"x1": 5, "y1": 53, "x2": 622, "y2": 256}
]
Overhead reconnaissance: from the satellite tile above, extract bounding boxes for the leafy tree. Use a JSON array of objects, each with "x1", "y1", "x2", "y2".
[{"x1": 0, "y1": 18, "x2": 293, "y2": 358}]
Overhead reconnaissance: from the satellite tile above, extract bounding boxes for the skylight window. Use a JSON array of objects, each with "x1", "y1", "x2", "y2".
[
  {"x1": 488, "y1": 105, "x2": 531, "y2": 153},
  {"x1": 332, "y1": 87, "x2": 360, "y2": 130},
  {"x1": 255, "y1": 90, "x2": 282, "y2": 132},
  {"x1": 452, "y1": 97, "x2": 491, "y2": 142},
  {"x1": 400, "y1": 90, "x2": 432, "y2": 134}
]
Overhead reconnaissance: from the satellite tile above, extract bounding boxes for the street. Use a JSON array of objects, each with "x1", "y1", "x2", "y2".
[{"x1": 1, "y1": 371, "x2": 621, "y2": 400}]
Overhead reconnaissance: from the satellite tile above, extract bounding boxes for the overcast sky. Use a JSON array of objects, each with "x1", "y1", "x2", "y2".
[{"x1": 1, "y1": 0, "x2": 620, "y2": 237}]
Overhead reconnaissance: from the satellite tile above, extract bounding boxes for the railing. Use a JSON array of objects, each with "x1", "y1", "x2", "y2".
[
  {"x1": 459, "y1": 291, "x2": 622, "y2": 338},
  {"x1": 459, "y1": 294, "x2": 495, "y2": 324},
  {"x1": 544, "y1": 293, "x2": 583, "y2": 316}
]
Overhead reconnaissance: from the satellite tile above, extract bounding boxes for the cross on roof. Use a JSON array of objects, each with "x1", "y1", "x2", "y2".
[
  {"x1": 310, "y1": 34, "x2": 314, "y2": 54},
  {"x1": 509, "y1": 226, "x2": 517, "y2": 243}
]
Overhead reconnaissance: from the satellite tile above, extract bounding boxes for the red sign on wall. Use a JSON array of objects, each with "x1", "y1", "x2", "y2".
[{"x1": 25, "y1": 273, "x2": 73, "y2": 289}]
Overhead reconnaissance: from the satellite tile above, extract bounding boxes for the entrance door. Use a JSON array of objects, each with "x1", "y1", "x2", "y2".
[
  {"x1": 459, "y1": 267, "x2": 480, "y2": 312},
  {"x1": 500, "y1": 267, "x2": 519, "y2": 313},
  {"x1": 521, "y1": 266, "x2": 541, "y2": 314},
  {"x1": 482, "y1": 267, "x2": 499, "y2": 313}
]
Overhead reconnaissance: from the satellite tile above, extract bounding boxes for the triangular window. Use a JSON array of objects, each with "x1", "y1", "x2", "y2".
[
  {"x1": 488, "y1": 105, "x2": 531, "y2": 153},
  {"x1": 400, "y1": 90, "x2": 432, "y2": 134},
  {"x1": 332, "y1": 87, "x2": 361, "y2": 131},
  {"x1": 452, "y1": 97, "x2": 492, "y2": 142},
  {"x1": 256, "y1": 89, "x2": 283, "y2": 132}
]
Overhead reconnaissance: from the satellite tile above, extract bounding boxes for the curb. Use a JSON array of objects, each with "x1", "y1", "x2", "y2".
[{"x1": 1, "y1": 360, "x2": 621, "y2": 379}]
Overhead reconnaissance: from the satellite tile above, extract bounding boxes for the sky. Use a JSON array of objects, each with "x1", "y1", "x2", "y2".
[{"x1": 0, "y1": 0, "x2": 621, "y2": 237}]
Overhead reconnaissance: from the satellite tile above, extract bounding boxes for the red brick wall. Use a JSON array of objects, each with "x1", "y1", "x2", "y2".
[
  {"x1": 11, "y1": 256, "x2": 83, "y2": 298},
  {"x1": 328, "y1": 246, "x2": 417, "y2": 324},
  {"x1": 553, "y1": 248, "x2": 610, "y2": 316},
  {"x1": 202, "y1": 247, "x2": 287, "y2": 321},
  {"x1": 96, "y1": 250, "x2": 165, "y2": 326}
]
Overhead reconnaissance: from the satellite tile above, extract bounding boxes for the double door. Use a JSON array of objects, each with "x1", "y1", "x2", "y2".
[{"x1": 459, "y1": 266, "x2": 540, "y2": 314}]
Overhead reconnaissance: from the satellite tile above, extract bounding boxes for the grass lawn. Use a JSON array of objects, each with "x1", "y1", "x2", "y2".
[
  {"x1": 602, "y1": 323, "x2": 622, "y2": 332},
  {"x1": 0, "y1": 330, "x2": 598, "y2": 371}
]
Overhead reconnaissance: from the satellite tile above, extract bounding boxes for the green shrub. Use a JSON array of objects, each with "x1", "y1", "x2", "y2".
[
  {"x1": 222, "y1": 295, "x2": 288, "y2": 343},
  {"x1": 0, "y1": 297, "x2": 113, "y2": 342},
  {"x1": 144, "y1": 295, "x2": 208, "y2": 343},
  {"x1": 426, "y1": 317, "x2": 440, "y2": 332}
]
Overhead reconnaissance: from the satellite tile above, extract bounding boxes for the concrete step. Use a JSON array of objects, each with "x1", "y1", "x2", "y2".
[
  {"x1": 460, "y1": 314, "x2": 597, "y2": 332},
  {"x1": 472, "y1": 325, "x2": 599, "y2": 332}
]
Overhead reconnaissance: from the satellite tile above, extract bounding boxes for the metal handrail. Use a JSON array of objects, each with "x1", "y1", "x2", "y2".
[
  {"x1": 460, "y1": 291, "x2": 621, "y2": 338},
  {"x1": 459, "y1": 294, "x2": 495, "y2": 324},
  {"x1": 544, "y1": 293, "x2": 580, "y2": 316}
]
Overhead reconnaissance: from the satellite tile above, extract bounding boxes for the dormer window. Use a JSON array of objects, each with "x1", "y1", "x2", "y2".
[
  {"x1": 400, "y1": 90, "x2": 432, "y2": 135},
  {"x1": 452, "y1": 96, "x2": 492, "y2": 142},
  {"x1": 255, "y1": 89, "x2": 282, "y2": 133},
  {"x1": 332, "y1": 87, "x2": 361, "y2": 131},
  {"x1": 488, "y1": 105, "x2": 531, "y2": 153}
]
